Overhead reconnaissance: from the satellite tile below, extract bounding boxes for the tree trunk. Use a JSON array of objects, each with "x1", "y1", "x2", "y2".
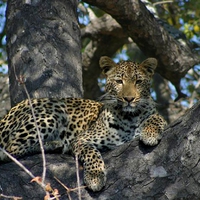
[
  {"x1": 0, "y1": 101, "x2": 200, "y2": 200},
  {"x1": 6, "y1": 0, "x2": 82, "y2": 106}
]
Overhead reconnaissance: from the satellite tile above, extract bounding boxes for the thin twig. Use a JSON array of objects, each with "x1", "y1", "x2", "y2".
[
  {"x1": 54, "y1": 177, "x2": 72, "y2": 200},
  {"x1": 13, "y1": 66, "x2": 47, "y2": 184},
  {"x1": 153, "y1": 0, "x2": 173, "y2": 6},
  {"x1": 54, "y1": 176, "x2": 86, "y2": 200},
  {"x1": 0, "y1": 148, "x2": 35, "y2": 179},
  {"x1": 0, "y1": 193, "x2": 22, "y2": 199},
  {"x1": 0, "y1": 145, "x2": 56, "y2": 199},
  {"x1": 21, "y1": 82, "x2": 47, "y2": 185},
  {"x1": 75, "y1": 153, "x2": 82, "y2": 200},
  {"x1": 3, "y1": 67, "x2": 59, "y2": 199}
]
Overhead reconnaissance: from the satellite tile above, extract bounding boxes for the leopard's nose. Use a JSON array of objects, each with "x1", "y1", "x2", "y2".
[{"x1": 124, "y1": 97, "x2": 134, "y2": 103}]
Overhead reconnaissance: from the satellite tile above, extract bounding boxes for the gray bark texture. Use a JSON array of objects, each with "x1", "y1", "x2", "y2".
[
  {"x1": 6, "y1": 0, "x2": 83, "y2": 106},
  {"x1": 0, "y1": 102, "x2": 200, "y2": 199}
]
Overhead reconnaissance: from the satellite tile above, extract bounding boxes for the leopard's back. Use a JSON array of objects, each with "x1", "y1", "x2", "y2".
[{"x1": 0, "y1": 98, "x2": 102, "y2": 160}]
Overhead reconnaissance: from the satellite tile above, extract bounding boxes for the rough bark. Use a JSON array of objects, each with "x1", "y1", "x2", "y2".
[
  {"x1": 83, "y1": 0, "x2": 200, "y2": 97},
  {"x1": 6, "y1": 0, "x2": 82, "y2": 106},
  {"x1": 0, "y1": 102, "x2": 200, "y2": 199}
]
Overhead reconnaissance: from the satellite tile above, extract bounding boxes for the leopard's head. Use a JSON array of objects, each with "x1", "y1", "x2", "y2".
[{"x1": 99, "y1": 56, "x2": 157, "y2": 112}]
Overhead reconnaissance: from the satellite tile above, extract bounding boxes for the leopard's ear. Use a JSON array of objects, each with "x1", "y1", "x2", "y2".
[
  {"x1": 140, "y1": 58, "x2": 157, "y2": 77},
  {"x1": 99, "y1": 56, "x2": 117, "y2": 76}
]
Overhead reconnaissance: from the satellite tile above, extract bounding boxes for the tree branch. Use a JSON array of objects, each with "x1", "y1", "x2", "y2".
[
  {"x1": 1, "y1": 102, "x2": 200, "y2": 199},
  {"x1": 83, "y1": 0, "x2": 200, "y2": 95}
]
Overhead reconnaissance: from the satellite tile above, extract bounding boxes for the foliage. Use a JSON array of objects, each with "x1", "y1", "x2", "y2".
[
  {"x1": 152, "y1": 0, "x2": 200, "y2": 106},
  {"x1": 150, "y1": 0, "x2": 200, "y2": 106}
]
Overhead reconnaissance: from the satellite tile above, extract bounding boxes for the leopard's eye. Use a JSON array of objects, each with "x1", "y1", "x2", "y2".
[
  {"x1": 115, "y1": 79, "x2": 123, "y2": 84},
  {"x1": 136, "y1": 80, "x2": 142, "y2": 85}
]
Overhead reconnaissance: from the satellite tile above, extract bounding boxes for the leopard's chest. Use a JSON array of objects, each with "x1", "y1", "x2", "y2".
[{"x1": 95, "y1": 107, "x2": 147, "y2": 148}]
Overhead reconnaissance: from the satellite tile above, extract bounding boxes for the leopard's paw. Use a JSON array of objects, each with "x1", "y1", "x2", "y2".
[
  {"x1": 84, "y1": 169, "x2": 107, "y2": 191},
  {"x1": 140, "y1": 134, "x2": 159, "y2": 146}
]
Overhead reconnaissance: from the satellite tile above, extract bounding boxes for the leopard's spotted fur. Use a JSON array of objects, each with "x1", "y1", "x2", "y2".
[{"x1": 0, "y1": 56, "x2": 167, "y2": 191}]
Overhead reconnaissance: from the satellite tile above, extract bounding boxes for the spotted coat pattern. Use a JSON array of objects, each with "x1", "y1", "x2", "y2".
[{"x1": 0, "y1": 56, "x2": 167, "y2": 191}]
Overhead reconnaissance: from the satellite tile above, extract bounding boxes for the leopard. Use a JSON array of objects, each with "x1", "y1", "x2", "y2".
[{"x1": 0, "y1": 56, "x2": 167, "y2": 192}]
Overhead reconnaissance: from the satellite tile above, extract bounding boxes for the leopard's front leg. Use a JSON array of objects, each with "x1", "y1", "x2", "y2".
[
  {"x1": 139, "y1": 113, "x2": 167, "y2": 146},
  {"x1": 71, "y1": 139, "x2": 106, "y2": 191}
]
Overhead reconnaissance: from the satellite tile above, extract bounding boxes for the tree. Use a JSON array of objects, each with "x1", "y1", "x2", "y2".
[
  {"x1": 0, "y1": 0, "x2": 200, "y2": 199},
  {"x1": 6, "y1": 0, "x2": 83, "y2": 106}
]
